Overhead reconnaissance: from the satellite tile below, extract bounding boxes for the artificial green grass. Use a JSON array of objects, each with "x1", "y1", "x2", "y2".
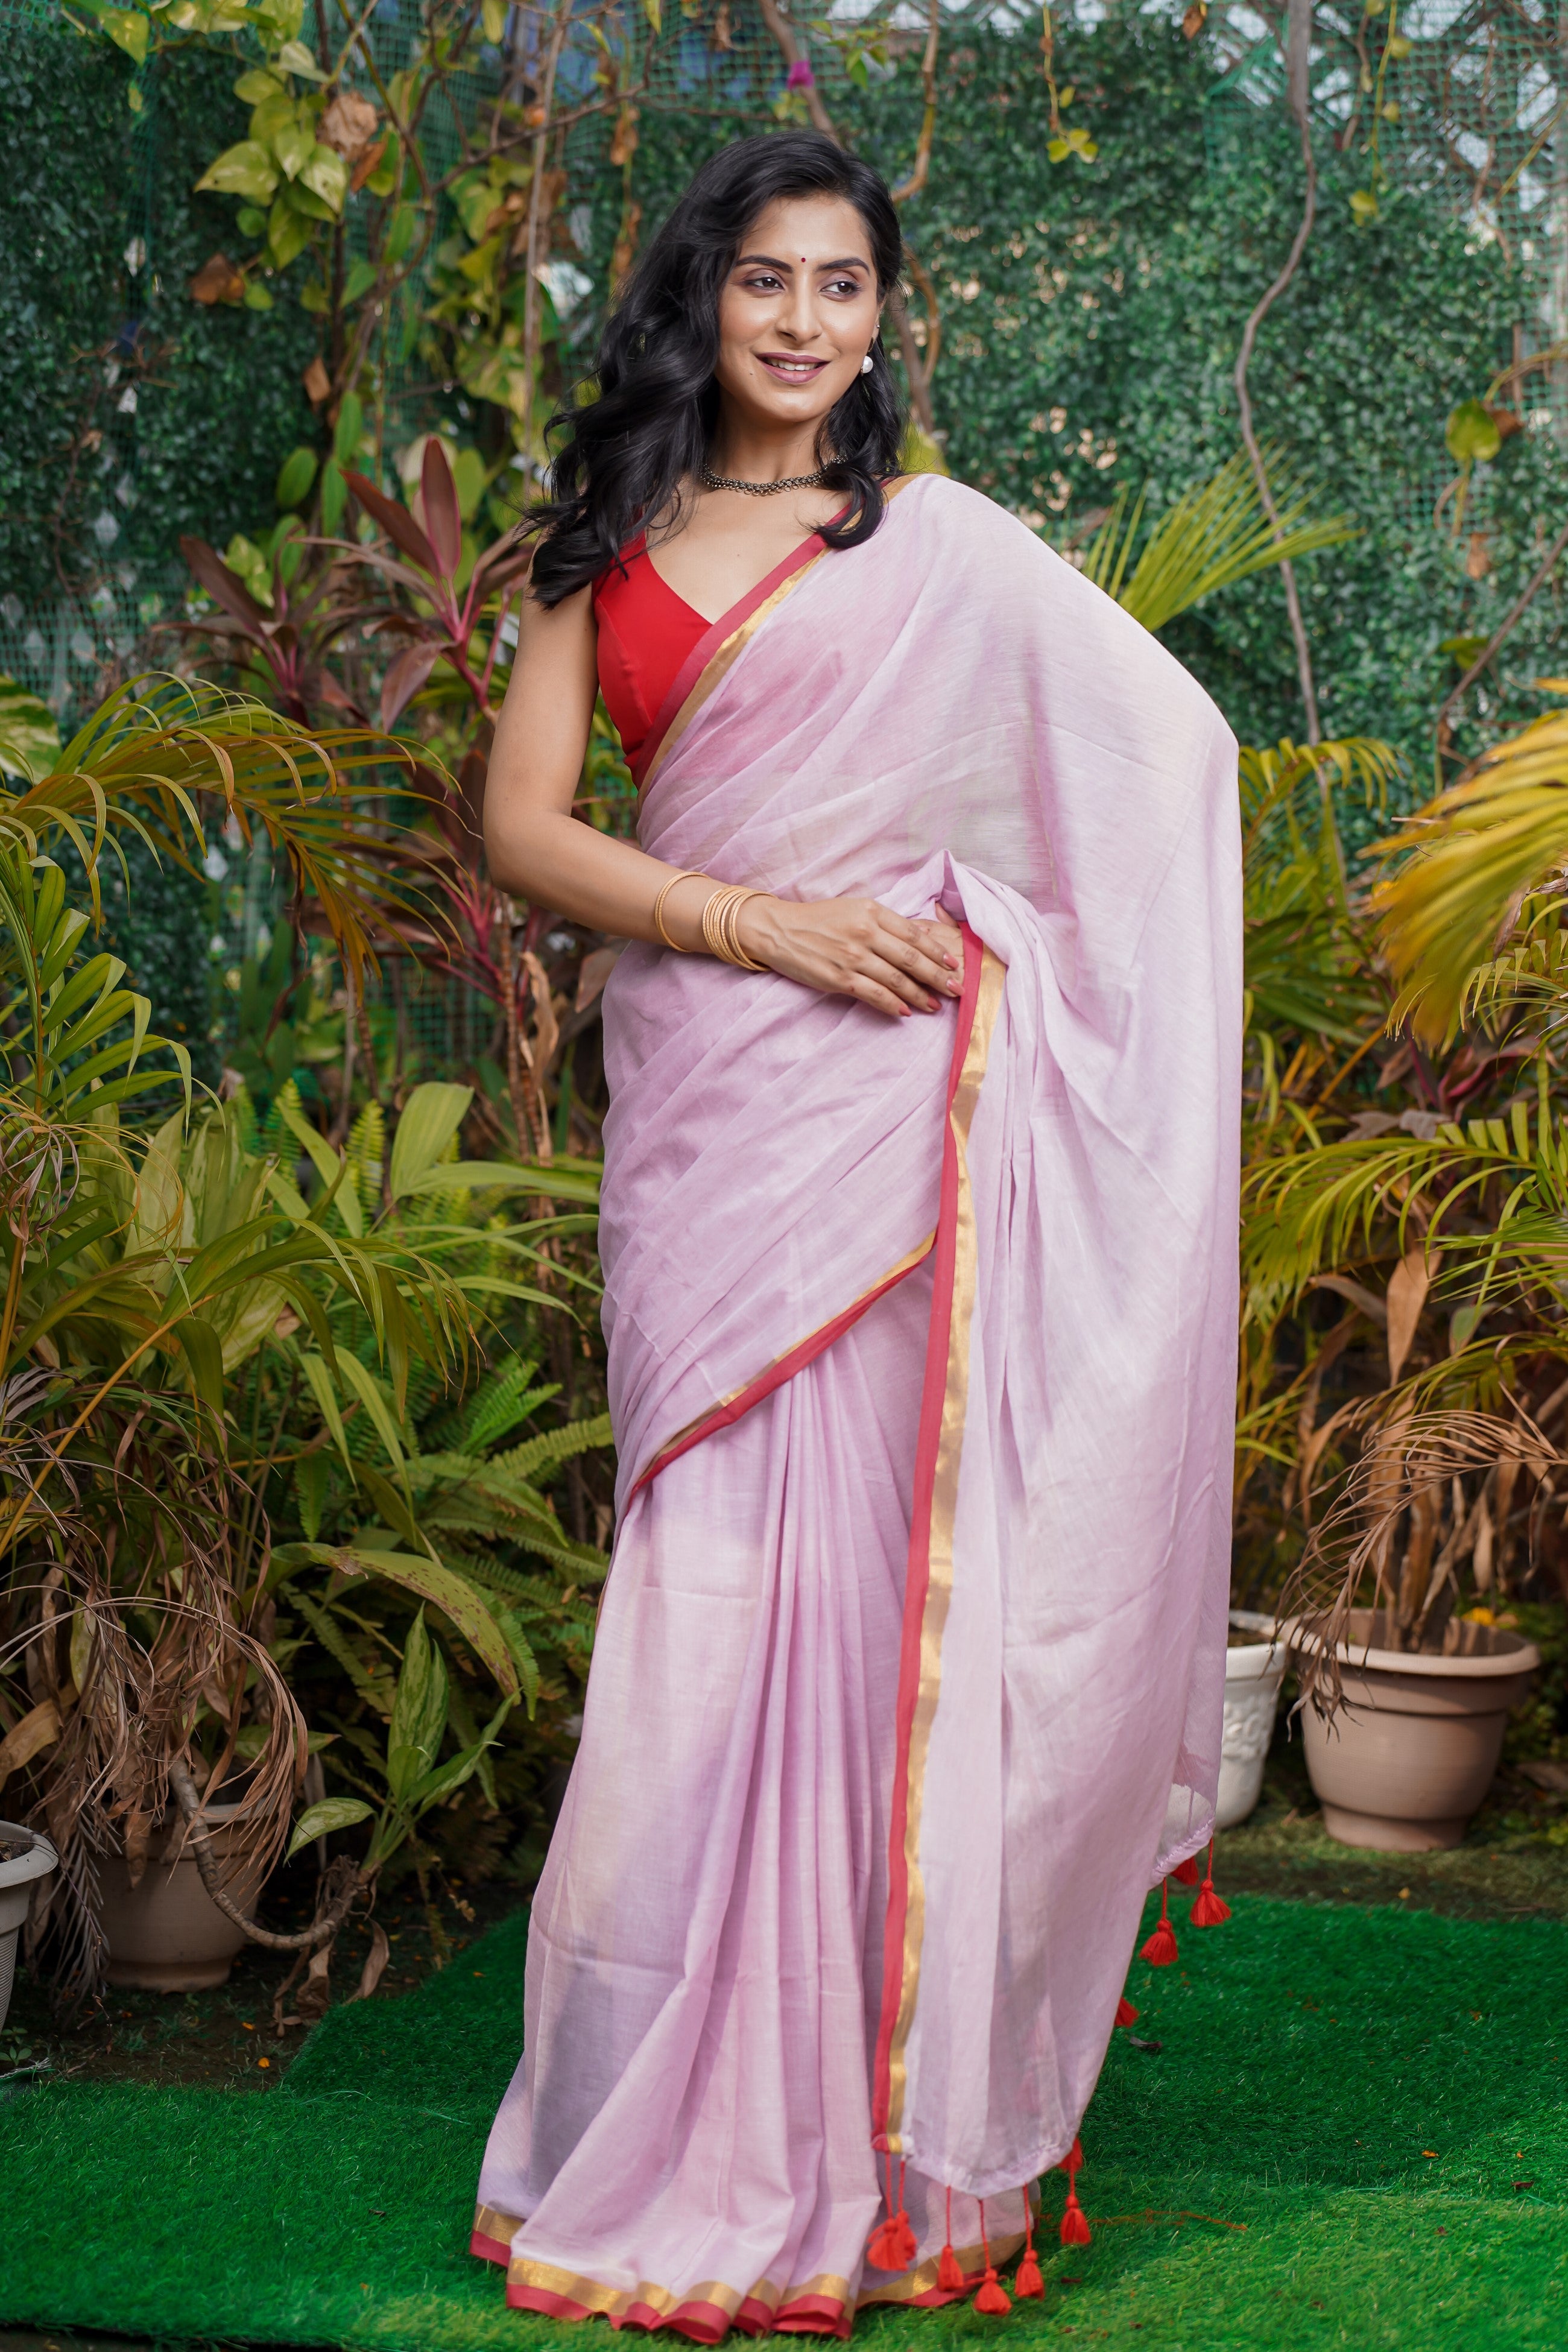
[{"x1": 3, "y1": 1893, "x2": 1565, "y2": 2350}]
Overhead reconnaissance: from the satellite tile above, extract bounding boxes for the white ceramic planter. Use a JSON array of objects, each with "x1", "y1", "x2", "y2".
[
  {"x1": 1216, "y1": 1611, "x2": 1292, "y2": 1830},
  {"x1": 0, "y1": 1819, "x2": 57, "y2": 2033}
]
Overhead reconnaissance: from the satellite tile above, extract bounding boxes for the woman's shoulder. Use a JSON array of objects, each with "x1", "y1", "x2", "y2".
[{"x1": 885, "y1": 473, "x2": 1234, "y2": 754}]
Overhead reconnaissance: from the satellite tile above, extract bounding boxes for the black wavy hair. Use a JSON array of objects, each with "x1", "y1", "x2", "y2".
[{"x1": 527, "y1": 131, "x2": 906, "y2": 607}]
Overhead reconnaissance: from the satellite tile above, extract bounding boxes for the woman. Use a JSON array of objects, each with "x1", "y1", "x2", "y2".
[{"x1": 473, "y1": 130, "x2": 1241, "y2": 2341}]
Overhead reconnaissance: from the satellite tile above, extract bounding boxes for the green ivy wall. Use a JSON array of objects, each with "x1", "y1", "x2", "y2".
[{"x1": 5, "y1": 4, "x2": 1567, "y2": 1045}]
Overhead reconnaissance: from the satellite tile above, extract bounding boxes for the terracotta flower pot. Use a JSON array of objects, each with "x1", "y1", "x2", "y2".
[
  {"x1": 98, "y1": 1805, "x2": 265, "y2": 1991},
  {"x1": 0, "y1": 1819, "x2": 57, "y2": 2032},
  {"x1": 1295, "y1": 1609, "x2": 1540, "y2": 1852},
  {"x1": 1217, "y1": 1613, "x2": 1292, "y2": 1830}
]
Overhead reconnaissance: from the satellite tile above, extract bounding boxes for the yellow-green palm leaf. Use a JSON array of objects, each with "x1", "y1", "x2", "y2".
[
  {"x1": 2, "y1": 675, "x2": 439, "y2": 981},
  {"x1": 1084, "y1": 449, "x2": 1353, "y2": 634},
  {"x1": 1372, "y1": 691, "x2": 1568, "y2": 1043}
]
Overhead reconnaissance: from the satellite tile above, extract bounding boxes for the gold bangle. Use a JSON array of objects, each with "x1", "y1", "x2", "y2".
[
  {"x1": 701, "y1": 883, "x2": 769, "y2": 972},
  {"x1": 724, "y1": 888, "x2": 768, "y2": 972},
  {"x1": 652, "y1": 870, "x2": 707, "y2": 952}
]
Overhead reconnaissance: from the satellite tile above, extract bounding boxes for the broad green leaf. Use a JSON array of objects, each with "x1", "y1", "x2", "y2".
[
  {"x1": 301, "y1": 1350, "x2": 355, "y2": 1475},
  {"x1": 286, "y1": 1795, "x2": 373, "y2": 1859},
  {"x1": 295, "y1": 1448, "x2": 329, "y2": 1541},
  {"x1": 300, "y1": 144, "x2": 349, "y2": 213},
  {"x1": 92, "y1": 4, "x2": 150, "y2": 63},
  {"x1": 175, "y1": 1315, "x2": 226, "y2": 1414},
  {"x1": 235, "y1": 66, "x2": 284, "y2": 102},
  {"x1": 400, "y1": 1159, "x2": 600, "y2": 1204},
  {"x1": 387, "y1": 1608, "x2": 447, "y2": 1795},
  {"x1": 385, "y1": 201, "x2": 416, "y2": 265},
  {"x1": 279, "y1": 1087, "x2": 362, "y2": 1234},
  {"x1": 364, "y1": 134, "x2": 399, "y2": 198},
  {"x1": 274, "y1": 36, "x2": 327, "y2": 78},
  {"x1": 0, "y1": 676, "x2": 62, "y2": 784},
  {"x1": 128, "y1": 1108, "x2": 190, "y2": 1264},
  {"x1": 197, "y1": 139, "x2": 280, "y2": 204},
  {"x1": 267, "y1": 194, "x2": 311, "y2": 270},
  {"x1": 1446, "y1": 398, "x2": 1502, "y2": 465},
  {"x1": 333, "y1": 391, "x2": 364, "y2": 467},
  {"x1": 389, "y1": 1082, "x2": 472, "y2": 1200},
  {"x1": 276, "y1": 446, "x2": 317, "y2": 508},
  {"x1": 337, "y1": 1351, "x2": 407, "y2": 1475},
  {"x1": 272, "y1": 113, "x2": 314, "y2": 181},
  {"x1": 358, "y1": 1459, "x2": 432, "y2": 1556},
  {"x1": 452, "y1": 447, "x2": 487, "y2": 520},
  {"x1": 407, "y1": 1712, "x2": 511, "y2": 1807},
  {"x1": 320, "y1": 457, "x2": 347, "y2": 536},
  {"x1": 321, "y1": 1543, "x2": 519, "y2": 1696}
]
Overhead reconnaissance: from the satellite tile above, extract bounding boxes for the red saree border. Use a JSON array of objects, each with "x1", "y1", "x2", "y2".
[
  {"x1": 625, "y1": 1231, "x2": 936, "y2": 1502},
  {"x1": 871, "y1": 931, "x2": 1007, "y2": 2154},
  {"x1": 474, "y1": 2204, "x2": 1023, "y2": 2337},
  {"x1": 631, "y1": 536, "x2": 828, "y2": 793},
  {"x1": 633, "y1": 476, "x2": 922, "y2": 793}
]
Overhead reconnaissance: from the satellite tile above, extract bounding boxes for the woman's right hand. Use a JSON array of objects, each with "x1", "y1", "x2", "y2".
[{"x1": 736, "y1": 893, "x2": 964, "y2": 1019}]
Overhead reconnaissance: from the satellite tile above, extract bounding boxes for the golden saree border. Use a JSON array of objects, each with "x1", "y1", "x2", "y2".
[
  {"x1": 637, "y1": 474, "x2": 922, "y2": 796},
  {"x1": 871, "y1": 935, "x2": 1007, "y2": 2155},
  {"x1": 480, "y1": 2222, "x2": 1023, "y2": 2327},
  {"x1": 472, "y1": 2200, "x2": 520, "y2": 2254},
  {"x1": 503, "y1": 2252, "x2": 856, "y2": 2328}
]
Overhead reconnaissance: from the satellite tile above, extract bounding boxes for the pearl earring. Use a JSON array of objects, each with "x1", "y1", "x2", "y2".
[{"x1": 860, "y1": 354, "x2": 874, "y2": 376}]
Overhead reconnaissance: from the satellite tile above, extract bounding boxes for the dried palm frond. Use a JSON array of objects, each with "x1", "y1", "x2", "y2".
[
  {"x1": 1280, "y1": 1403, "x2": 1555, "y2": 1719},
  {"x1": 7, "y1": 1402, "x2": 305, "y2": 2009}
]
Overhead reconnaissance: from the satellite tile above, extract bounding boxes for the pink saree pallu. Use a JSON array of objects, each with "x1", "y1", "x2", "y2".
[{"x1": 474, "y1": 476, "x2": 1242, "y2": 2340}]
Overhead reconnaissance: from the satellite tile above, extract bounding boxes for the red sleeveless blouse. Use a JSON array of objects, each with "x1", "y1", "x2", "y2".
[{"x1": 592, "y1": 537, "x2": 708, "y2": 773}]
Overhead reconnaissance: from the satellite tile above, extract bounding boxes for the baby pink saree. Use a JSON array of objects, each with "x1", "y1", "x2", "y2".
[{"x1": 473, "y1": 474, "x2": 1241, "y2": 2339}]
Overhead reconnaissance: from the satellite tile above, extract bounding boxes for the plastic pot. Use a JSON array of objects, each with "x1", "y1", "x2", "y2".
[
  {"x1": 1295, "y1": 1610, "x2": 1540, "y2": 1851},
  {"x1": 98, "y1": 1804, "x2": 265, "y2": 1991},
  {"x1": 1218, "y1": 1611, "x2": 1292, "y2": 1830},
  {"x1": 0, "y1": 1819, "x2": 58, "y2": 2032}
]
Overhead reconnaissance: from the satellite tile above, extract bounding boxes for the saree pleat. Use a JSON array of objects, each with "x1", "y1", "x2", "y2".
[{"x1": 476, "y1": 1267, "x2": 1029, "y2": 2330}]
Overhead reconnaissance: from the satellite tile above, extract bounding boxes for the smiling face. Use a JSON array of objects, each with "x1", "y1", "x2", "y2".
[{"x1": 712, "y1": 192, "x2": 881, "y2": 446}]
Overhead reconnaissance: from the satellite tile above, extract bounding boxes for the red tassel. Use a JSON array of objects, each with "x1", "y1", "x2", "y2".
[
  {"x1": 1055, "y1": 2135, "x2": 1083, "y2": 2173},
  {"x1": 936, "y1": 2187, "x2": 964, "y2": 2291},
  {"x1": 1172, "y1": 1855, "x2": 1200, "y2": 1886},
  {"x1": 1139, "y1": 1880, "x2": 1179, "y2": 1967},
  {"x1": 1059, "y1": 2183, "x2": 1093, "y2": 2248},
  {"x1": 972, "y1": 2200, "x2": 1011, "y2": 2315},
  {"x1": 1115, "y1": 1996, "x2": 1139, "y2": 2027},
  {"x1": 1015, "y1": 2185, "x2": 1044, "y2": 2298},
  {"x1": 1190, "y1": 1838, "x2": 1231, "y2": 1929},
  {"x1": 867, "y1": 2155, "x2": 917, "y2": 2271}
]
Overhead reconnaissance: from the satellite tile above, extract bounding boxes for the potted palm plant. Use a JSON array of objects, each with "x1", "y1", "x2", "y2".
[{"x1": 1241, "y1": 694, "x2": 1568, "y2": 1850}]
